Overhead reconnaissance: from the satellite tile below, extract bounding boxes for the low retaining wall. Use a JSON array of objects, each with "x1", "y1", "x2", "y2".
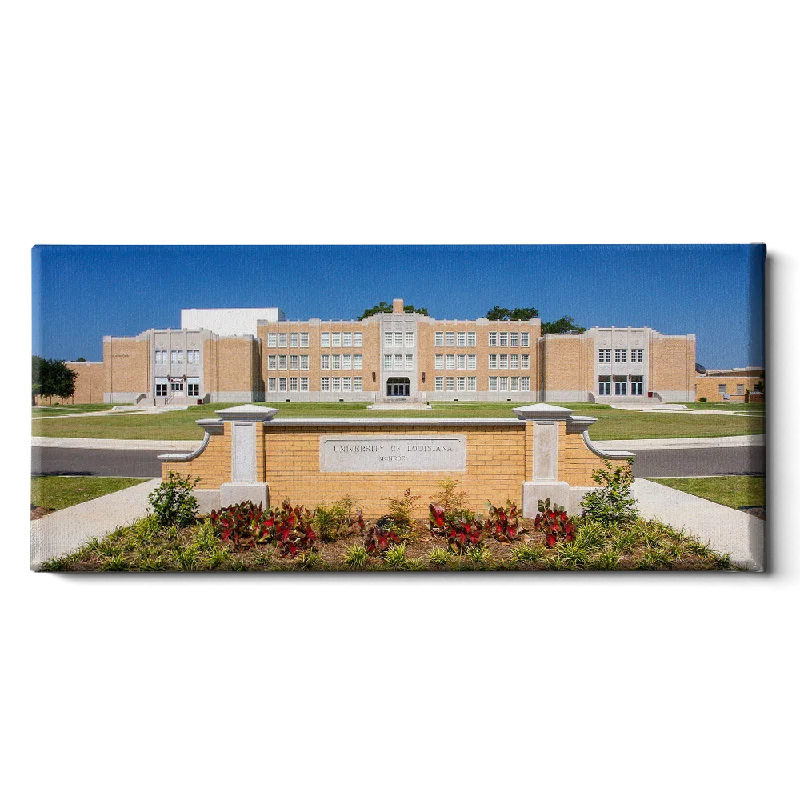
[{"x1": 159, "y1": 404, "x2": 633, "y2": 516}]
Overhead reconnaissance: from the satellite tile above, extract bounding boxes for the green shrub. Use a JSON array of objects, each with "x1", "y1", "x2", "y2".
[
  {"x1": 384, "y1": 543, "x2": 411, "y2": 570},
  {"x1": 343, "y1": 544, "x2": 369, "y2": 570},
  {"x1": 698, "y1": 397, "x2": 707, "y2": 402},
  {"x1": 382, "y1": 488, "x2": 421, "y2": 535},
  {"x1": 581, "y1": 458, "x2": 639, "y2": 527},
  {"x1": 313, "y1": 496, "x2": 364, "y2": 542},
  {"x1": 427, "y1": 547, "x2": 450, "y2": 567},
  {"x1": 148, "y1": 472, "x2": 200, "y2": 527}
]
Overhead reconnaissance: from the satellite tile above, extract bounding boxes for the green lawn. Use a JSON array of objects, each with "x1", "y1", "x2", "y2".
[
  {"x1": 32, "y1": 403, "x2": 124, "y2": 416},
  {"x1": 678, "y1": 402, "x2": 765, "y2": 413},
  {"x1": 30, "y1": 401, "x2": 764, "y2": 441},
  {"x1": 31, "y1": 476, "x2": 147, "y2": 510},
  {"x1": 650, "y1": 477, "x2": 765, "y2": 510}
]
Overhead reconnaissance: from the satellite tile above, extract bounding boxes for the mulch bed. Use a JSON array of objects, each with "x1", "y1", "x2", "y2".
[{"x1": 30, "y1": 505, "x2": 56, "y2": 521}]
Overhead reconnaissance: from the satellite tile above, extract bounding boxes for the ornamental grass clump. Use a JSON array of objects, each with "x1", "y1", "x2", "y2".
[
  {"x1": 581, "y1": 458, "x2": 639, "y2": 527},
  {"x1": 533, "y1": 498, "x2": 577, "y2": 548}
]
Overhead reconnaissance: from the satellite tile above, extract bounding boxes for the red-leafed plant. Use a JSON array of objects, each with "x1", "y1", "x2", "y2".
[
  {"x1": 364, "y1": 519, "x2": 400, "y2": 555},
  {"x1": 209, "y1": 501, "x2": 274, "y2": 550},
  {"x1": 534, "y1": 498, "x2": 576, "y2": 548},
  {"x1": 271, "y1": 500, "x2": 316, "y2": 558},
  {"x1": 486, "y1": 499, "x2": 524, "y2": 542},
  {"x1": 429, "y1": 503, "x2": 485, "y2": 553}
]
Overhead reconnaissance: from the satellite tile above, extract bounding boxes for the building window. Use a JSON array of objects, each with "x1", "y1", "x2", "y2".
[
  {"x1": 300, "y1": 333, "x2": 309, "y2": 347},
  {"x1": 498, "y1": 376, "x2": 508, "y2": 391},
  {"x1": 300, "y1": 355, "x2": 309, "y2": 370},
  {"x1": 170, "y1": 381, "x2": 183, "y2": 392},
  {"x1": 509, "y1": 354, "x2": 519, "y2": 369},
  {"x1": 614, "y1": 375, "x2": 627, "y2": 395},
  {"x1": 342, "y1": 377, "x2": 351, "y2": 392},
  {"x1": 155, "y1": 350, "x2": 166, "y2": 365},
  {"x1": 435, "y1": 377, "x2": 444, "y2": 391},
  {"x1": 737, "y1": 383, "x2": 745, "y2": 395},
  {"x1": 445, "y1": 354, "x2": 455, "y2": 370},
  {"x1": 342, "y1": 332, "x2": 352, "y2": 347},
  {"x1": 631, "y1": 375, "x2": 644, "y2": 396},
  {"x1": 353, "y1": 332, "x2": 362, "y2": 347},
  {"x1": 300, "y1": 377, "x2": 309, "y2": 391},
  {"x1": 445, "y1": 332, "x2": 455, "y2": 346},
  {"x1": 332, "y1": 377, "x2": 340, "y2": 391},
  {"x1": 384, "y1": 354, "x2": 392, "y2": 369},
  {"x1": 155, "y1": 381, "x2": 167, "y2": 397},
  {"x1": 321, "y1": 377, "x2": 330, "y2": 391},
  {"x1": 394, "y1": 353, "x2": 403, "y2": 368},
  {"x1": 488, "y1": 332, "x2": 498, "y2": 346},
  {"x1": 331, "y1": 354, "x2": 341, "y2": 369},
  {"x1": 394, "y1": 332, "x2": 403, "y2": 346},
  {"x1": 405, "y1": 353, "x2": 413, "y2": 370},
  {"x1": 268, "y1": 355, "x2": 277, "y2": 370},
  {"x1": 499, "y1": 332, "x2": 508, "y2": 347},
  {"x1": 489, "y1": 376, "x2": 498, "y2": 391},
  {"x1": 321, "y1": 332, "x2": 330, "y2": 347},
  {"x1": 267, "y1": 333, "x2": 277, "y2": 347},
  {"x1": 467, "y1": 332, "x2": 476, "y2": 346},
  {"x1": 499, "y1": 354, "x2": 508, "y2": 369},
  {"x1": 457, "y1": 332, "x2": 466, "y2": 347},
  {"x1": 631, "y1": 349, "x2": 643, "y2": 363},
  {"x1": 331, "y1": 332, "x2": 341, "y2": 347},
  {"x1": 614, "y1": 349, "x2": 627, "y2": 363},
  {"x1": 278, "y1": 355, "x2": 287, "y2": 370},
  {"x1": 435, "y1": 332, "x2": 444, "y2": 346},
  {"x1": 468, "y1": 354, "x2": 476, "y2": 370},
  {"x1": 457, "y1": 377, "x2": 466, "y2": 390},
  {"x1": 279, "y1": 377, "x2": 287, "y2": 391},
  {"x1": 384, "y1": 331, "x2": 393, "y2": 347},
  {"x1": 290, "y1": 355, "x2": 299, "y2": 370},
  {"x1": 353, "y1": 377, "x2": 362, "y2": 392},
  {"x1": 718, "y1": 384, "x2": 727, "y2": 393},
  {"x1": 510, "y1": 377, "x2": 519, "y2": 391},
  {"x1": 434, "y1": 354, "x2": 444, "y2": 369},
  {"x1": 187, "y1": 350, "x2": 200, "y2": 364},
  {"x1": 170, "y1": 350, "x2": 184, "y2": 365},
  {"x1": 353, "y1": 354, "x2": 362, "y2": 369},
  {"x1": 488, "y1": 354, "x2": 498, "y2": 369},
  {"x1": 520, "y1": 376, "x2": 530, "y2": 391},
  {"x1": 289, "y1": 377, "x2": 298, "y2": 391},
  {"x1": 341, "y1": 354, "x2": 351, "y2": 370},
  {"x1": 457, "y1": 354, "x2": 466, "y2": 369},
  {"x1": 446, "y1": 377, "x2": 455, "y2": 391},
  {"x1": 321, "y1": 354, "x2": 330, "y2": 370},
  {"x1": 599, "y1": 349, "x2": 611, "y2": 363},
  {"x1": 268, "y1": 378, "x2": 277, "y2": 392},
  {"x1": 520, "y1": 333, "x2": 530, "y2": 347},
  {"x1": 278, "y1": 333, "x2": 287, "y2": 347},
  {"x1": 598, "y1": 375, "x2": 611, "y2": 395},
  {"x1": 405, "y1": 331, "x2": 414, "y2": 347},
  {"x1": 468, "y1": 376, "x2": 477, "y2": 391},
  {"x1": 290, "y1": 333, "x2": 298, "y2": 347},
  {"x1": 510, "y1": 332, "x2": 519, "y2": 347},
  {"x1": 521, "y1": 354, "x2": 530, "y2": 369}
]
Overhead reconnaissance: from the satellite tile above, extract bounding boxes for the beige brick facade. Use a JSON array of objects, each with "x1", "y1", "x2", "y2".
[
  {"x1": 694, "y1": 369, "x2": 764, "y2": 403},
  {"x1": 649, "y1": 334, "x2": 696, "y2": 401},
  {"x1": 103, "y1": 337, "x2": 150, "y2": 402}
]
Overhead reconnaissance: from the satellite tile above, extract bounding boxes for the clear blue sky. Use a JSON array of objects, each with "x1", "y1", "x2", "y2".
[{"x1": 32, "y1": 244, "x2": 764, "y2": 369}]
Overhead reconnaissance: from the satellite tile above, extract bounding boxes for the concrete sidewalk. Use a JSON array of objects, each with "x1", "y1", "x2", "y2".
[
  {"x1": 632, "y1": 478, "x2": 764, "y2": 571},
  {"x1": 30, "y1": 478, "x2": 160, "y2": 570},
  {"x1": 599, "y1": 434, "x2": 764, "y2": 451},
  {"x1": 31, "y1": 437, "x2": 201, "y2": 451}
]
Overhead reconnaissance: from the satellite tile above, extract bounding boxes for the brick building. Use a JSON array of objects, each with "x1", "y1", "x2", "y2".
[{"x1": 57, "y1": 298, "x2": 698, "y2": 405}]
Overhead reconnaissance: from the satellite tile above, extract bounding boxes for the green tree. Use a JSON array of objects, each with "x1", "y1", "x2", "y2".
[
  {"x1": 540, "y1": 316, "x2": 586, "y2": 334},
  {"x1": 32, "y1": 356, "x2": 77, "y2": 404},
  {"x1": 486, "y1": 306, "x2": 539, "y2": 320},
  {"x1": 75, "y1": 357, "x2": 87, "y2": 362},
  {"x1": 358, "y1": 302, "x2": 429, "y2": 320}
]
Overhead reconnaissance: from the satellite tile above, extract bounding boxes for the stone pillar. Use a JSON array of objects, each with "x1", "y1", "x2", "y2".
[
  {"x1": 216, "y1": 405, "x2": 278, "y2": 507},
  {"x1": 514, "y1": 403, "x2": 574, "y2": 516}
]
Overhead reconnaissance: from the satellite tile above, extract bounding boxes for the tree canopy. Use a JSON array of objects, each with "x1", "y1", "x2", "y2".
[
  {"x1": 485, "y1": 305, "x2": 539, "y2": 321},
  {"x1": 540, "y1": 316, "x2": 587, "y2": 335},
  {"x1": 358, "y1": 302, "x2": 429, "y2": 320},
  {"x1": 32, "y1": 356, "x2": 77, "y2": 401}
]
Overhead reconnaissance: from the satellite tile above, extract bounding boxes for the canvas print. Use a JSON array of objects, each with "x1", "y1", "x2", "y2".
[{"x1": 30, "y1": 244, "x2": 766, "y2": 572}]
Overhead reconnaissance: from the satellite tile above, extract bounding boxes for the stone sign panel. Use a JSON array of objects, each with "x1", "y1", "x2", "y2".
[{"x1": 320, "y1": 435, "x2": 467, "y2": 472}]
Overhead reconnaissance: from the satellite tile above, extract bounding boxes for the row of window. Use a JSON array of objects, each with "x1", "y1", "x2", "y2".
[
  {"x1": 718, "y1": 384, "x2": 746, "y2": 394},
  {"x1": 433, "y1": 332, "x2": 531, "y2": 347},
  {"x1": 266, "y1": 377, "x2": 366, "y2": 392},
  {"x1": 598, "y1": 348, "x2": 644, "y2": 364},
  {"x1": 266, "y1": 332, "x2": 311, "y2": 348},
  {"x1": 384, "y1": 353, "x2": 415, "y2": 370},
  {"x1": 154, "y1": 378, "x2": 200, "y2": 397},
  {"x1": 597, "y1": 375, "x2": 644, "y2": 396},
  {"x1": 431, "y1": 376, "x2": 533, "y2": 391},
  {"x1": 267, "y1": 355, "x2": 311, "y2": 370},
  {"x1": 321, "y1": 332, "x2": 362, "y2": 347},
  {"x1": 384, "y1": 331, "x2": 415, "y2": 348},
  {"x1": 154, "y1": 349, "x2": 201, "y2": 365}
]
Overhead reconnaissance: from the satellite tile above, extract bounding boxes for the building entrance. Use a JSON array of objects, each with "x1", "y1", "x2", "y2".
[{"x1": 386, "y1": 378, "x2": 410, "y2": 397}]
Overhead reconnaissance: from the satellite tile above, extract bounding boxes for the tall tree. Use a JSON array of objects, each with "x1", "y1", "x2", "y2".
[
  {"x1": 486, "y1": 306, "x2": 539, "y2": 320},
  {"x1": 540, "y1": 316, "x2": 586, "y2": 334},
  {"x1": 359, "y1": 302, "x2": 429, "y2": 320},
  {"x1": 32, "y1": 356, "x2": 77, "y2": 404}
]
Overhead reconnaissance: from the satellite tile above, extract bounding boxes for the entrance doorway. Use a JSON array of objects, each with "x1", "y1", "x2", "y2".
[{"x1": 386, "y1": 378, "x2": 410, "y2": 397}]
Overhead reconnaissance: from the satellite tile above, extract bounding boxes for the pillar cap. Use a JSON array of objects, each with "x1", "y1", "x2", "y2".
[
  {"x1": 215, "y1": 405, "x2": 279, "y2": 422},
  {"x1": 513, "y1": 403, "x2": 573, "y2": 421}
]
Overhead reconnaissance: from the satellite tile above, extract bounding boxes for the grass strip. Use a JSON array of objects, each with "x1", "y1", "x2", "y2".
[{"x1": 31, "y1": 476, "x2": 147, "y2": 511}]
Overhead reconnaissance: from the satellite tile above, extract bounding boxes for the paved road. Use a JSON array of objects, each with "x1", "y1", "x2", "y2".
[{"x1": 30, "y1": 444, "x2": 766, "y2": 479}]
